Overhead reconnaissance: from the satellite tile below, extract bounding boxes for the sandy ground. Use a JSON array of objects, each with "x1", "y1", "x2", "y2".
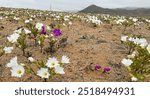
[{"x1": 0, "y1": 12, "x2": 150, "y2": 82}]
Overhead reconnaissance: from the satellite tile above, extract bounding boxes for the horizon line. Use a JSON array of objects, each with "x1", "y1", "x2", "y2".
[{"x1": 1, "y1": 5, "x2": 150, "y2": 12}]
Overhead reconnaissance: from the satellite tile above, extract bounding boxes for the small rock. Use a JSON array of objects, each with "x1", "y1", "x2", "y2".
[{"x1": 0, "y1": 26, "x2": 4, "y2": 30}]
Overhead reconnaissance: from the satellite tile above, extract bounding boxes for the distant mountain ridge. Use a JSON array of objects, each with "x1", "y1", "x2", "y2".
[{"x1": 79, "y1": 5, "x2": 150, "y2": 17}]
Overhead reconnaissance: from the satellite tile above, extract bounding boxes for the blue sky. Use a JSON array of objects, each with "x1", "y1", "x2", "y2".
[{"x1": 0, "y1": 0, "x2": 150, "y2": 11}]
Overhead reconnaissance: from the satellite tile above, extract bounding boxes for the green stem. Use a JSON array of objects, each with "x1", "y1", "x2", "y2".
[
  {"x1": 40, "y1": 46, "x2": 43, "y2": 53},
  {"x1": 44, "y1": 78, "x2": 47, "y2": 82},
  {"x1": 22, "y1": 48, "x2": 25, "y2": 56}
]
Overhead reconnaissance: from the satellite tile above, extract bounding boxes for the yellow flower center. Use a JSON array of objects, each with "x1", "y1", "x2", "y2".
[
  {"x1": 43, "y1": 72, "x2": 48, "y2": 76},
  {"x1": 17, "y1": 70, "x2": 22, "y2": 74},
  {"x1": 51, "y1": 62, "x2": 55, "y2": 66}
]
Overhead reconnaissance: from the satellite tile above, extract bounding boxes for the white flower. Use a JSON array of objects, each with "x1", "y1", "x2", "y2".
[
  {"x1": 63, "y1": 23, "x2": 66, "y2": 26},
  {"x1": 69, "y1": 22, "x2": 72, "y2": 25},
  {"x1": 121, "y1": 58, "x2": 133, "y2": 67},
  {"x1": 131, "y1": 76, "x2": 138, "y2": 82},
  {"x1": 50, "y1": 34, "x2": 54, "y2": 37},
  {"x1": 61, "y1": 55, "x2": 70, "y2": 64},
  {"x1": 133, "y1": 37, "x2": 140, "y2": 44},
  {"x1": 7, "y1": 33, "x2": 20, "y2": 43},
  {"x1": 46, "y1": 57, "x2": 59, "y2": 68},
  {"x1": 45, "y1": 35, "x2": 49, "y2": 38},
  {"x1": 31, "y1": 15, "x2": 36, "y2": 18},
  {"x1": 147, "y1": 44, "x2": 150, "y2": 54},
  {"x1": 121, "y1": 36, "x2": 128, "y2": 42},
  {"x1": 25, "y1": 20, "x2": 30, "y2": 23},
  {"x1": 46, "y1": 25, "x2": 51, "y2": 31},
  {"x1": 3, "y1": 47, "x2": 13, "y2": 54},
  {"x1": 14, "y1": 16, "x2": 20, "y2": 20},
  {"x1": 132, "y1": 18, "x2": 138, "y2": 22},
  {"x1": 38, "y1": 41, "x2": 41, "y2": 45},
  {"x1": 64, "y1": 16, "x2": 69, "y2": 21},
  {"x1": 116, "y1": 19, "x2": 126, "y2": 24},
  {"x1": 20, "y1": 63, "x2": 25, "y2": 66},
  {"x1": 35, "y1": 23, "x2": 43, "y2": 31},
  {"x1": 11, "y1": 65, "x2": 25, "y2": 77},
  {"x1": 54, "y1": 65, "x2": 65, "y2": 74},
  {"x1": 37, "y1": 68, "x2": 50, "y2": 78},
  {"x1": 24, "y1": 29, "x2": 31, "y2": 34},
  {"x1": 128, "y1": 37, "x2": 135, "y2": 42},
  {"x1": 139, "y1": 38, "x2": 148, "y2": 48},
  {"x1": 132, "y1": 38, "x2": 148, "y2": 47},
  {"x1": 146, "y1": 19, "x2": 150, "y2": 23},
  {"x1": 14, "y1": 28, "x2": 22, "y2": 34},
  {"x1": 127, "y1": 51, "x2": 136, "y2": 59},
  {"x1": 28, "y1": 57, "x2": 35, "y2": 62},
  {"x1": 52, "y1": 38, "x2": 57, "y2": 41},
  {"x1": 6, "y1": 57, "x2": 18, "y2": 67},
  {"x1": 29, "y1": 18, "x2": 33, "y2": 21}
]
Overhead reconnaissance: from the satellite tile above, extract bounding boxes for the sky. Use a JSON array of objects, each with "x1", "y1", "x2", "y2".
[{"x1": 0, "y1": 0, "x2": 150, "y2": 11}]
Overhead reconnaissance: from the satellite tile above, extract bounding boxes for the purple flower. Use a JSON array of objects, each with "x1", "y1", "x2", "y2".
[
  {"x1": 52, "y1": 28, "x2": 62, "y2": 37},
  {"x1": 41, "y1": 26, "x2": 47, "y2": 35},
  {"x1": 95, "y1": 65, "x2": 102, "y2": 70},
  {"x1": 103, "y1": 68, "x2": 111, "y2": 72}
]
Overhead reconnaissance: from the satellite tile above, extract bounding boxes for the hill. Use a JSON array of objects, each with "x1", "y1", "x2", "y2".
[{"x1": 79, "y1": 4, "x2": 150, "y2": 17}]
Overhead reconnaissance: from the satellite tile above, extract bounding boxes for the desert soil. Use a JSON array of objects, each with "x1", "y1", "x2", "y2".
[{"x1": 0, "y1": 12, "x2": 150, "y2": 82}]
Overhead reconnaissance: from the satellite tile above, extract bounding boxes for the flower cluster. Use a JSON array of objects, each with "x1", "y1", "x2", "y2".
[
  {"x1": 2, "y1": 10, "x2": 70, "y2": 81},
  {"x1": 95, "y1": 65, "x2": 111, "y2": 73},
  {"x1": 121, "y1": 35, "x2": 150, "y2": 81},
  {"x1": 121, "y1": 35, "x2": 148, "y2": 53},
  {"x1": 36, "y1": 55, "x2": 70, "y2": 80},
  {"x1": 5, "y1": 55, "x2": 70, "y2": 81},
  {"x1": 2, "y1": 7, "x2": 150, "y2": 82},
  {"x1": 6, "y1": 57, "x2": 25, "y2": 77}
]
